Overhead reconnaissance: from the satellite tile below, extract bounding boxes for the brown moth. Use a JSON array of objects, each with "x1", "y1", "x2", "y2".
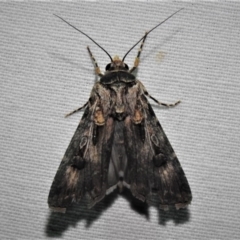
[{"x1": 48, "y1": 9, "x2": 192, "y2": 213}]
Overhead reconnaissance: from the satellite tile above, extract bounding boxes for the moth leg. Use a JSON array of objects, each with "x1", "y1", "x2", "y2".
[
  {"x1": 139, "y1": 81, "x2": 180, "y2": 107},
  {"x1": 65, "y1": 102, "x2": 88, "y2": 118},
  {"x1": 87, "y1": 46, "x2": 104, "y2": 77},
  {"x1": 129, "y1": 32, "x2": 148, "y2": 73}
]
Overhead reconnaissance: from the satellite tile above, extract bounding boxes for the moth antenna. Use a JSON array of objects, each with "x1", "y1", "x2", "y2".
[
  {"x1": 54, "y1": 14, "x2": 113, "y2": 62},
  {"x1": 122, "y1": 8, "x2": 184, "y2": 62}
]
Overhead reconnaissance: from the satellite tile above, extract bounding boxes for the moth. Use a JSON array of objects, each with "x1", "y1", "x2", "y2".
[{"x1": 48, "y1": 9, "x2": 192, "y2": 213}]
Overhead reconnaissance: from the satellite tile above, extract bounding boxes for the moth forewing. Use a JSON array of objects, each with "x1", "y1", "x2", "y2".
[{"x1": 49, "y1": 9, "x2": 191, "y2": 213}]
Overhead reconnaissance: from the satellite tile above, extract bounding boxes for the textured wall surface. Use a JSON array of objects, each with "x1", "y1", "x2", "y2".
[{"x1": 1, "y1": 2, "x2": 240, "y2": 239}]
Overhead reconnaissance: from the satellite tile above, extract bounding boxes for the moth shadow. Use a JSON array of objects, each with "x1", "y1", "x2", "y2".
[
  {"x1": 45, "y1": 193, "x2": 117, "y2": 237},
  {"x1": 121, "y1": 189, "x2": 150, "y2": 219},
  {"x1": 158, "y1": 206, "x2": 191, "y2": 225},
  {"x1": 48, "y1": 51, "x2": 95, "y2": 73},
  {"x1": 121, "y1": 189, "x2": 191, "y2": 225},
  {"x1": 141, "y1": 27, "x2": 183, "y2": 64},
  {"x1": 45, "y1": 190, "x2": 191, "y2": 237}
]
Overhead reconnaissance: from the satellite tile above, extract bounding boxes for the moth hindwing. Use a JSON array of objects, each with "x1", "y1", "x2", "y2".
[{"x1": 49, "y1": 9, "x2": 192, "y2": 213}]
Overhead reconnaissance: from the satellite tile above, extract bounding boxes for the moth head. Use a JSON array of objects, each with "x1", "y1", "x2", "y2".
[
  {"x1": 105, "y1": 55, "x2": 129, "y2": 72},
  {"x1": 54, "y1": 9, "x2": 183, "y2": 74}
]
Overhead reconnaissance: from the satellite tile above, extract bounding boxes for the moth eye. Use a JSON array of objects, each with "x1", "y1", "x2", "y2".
[
  {"x1": 105, "y1": 63, "x2": 111, "y2": 71},
  {"x1": 124, "y1": 64, "x2": 129, "y2": 70}
]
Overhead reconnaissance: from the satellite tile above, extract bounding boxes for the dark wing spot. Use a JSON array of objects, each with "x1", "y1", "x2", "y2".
[
  {"x1": 133, "y1": 121, "x2": 145, "y2": 143},
  {"x1": 153, "y1": 153, "x2": 167, "y2": 167},
  {"x1": 71, "y1": 156, "x2": 85, "y2": 170},
  {"x1": 92, "y1": 125, "x2": 100, "y2": 145}
]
